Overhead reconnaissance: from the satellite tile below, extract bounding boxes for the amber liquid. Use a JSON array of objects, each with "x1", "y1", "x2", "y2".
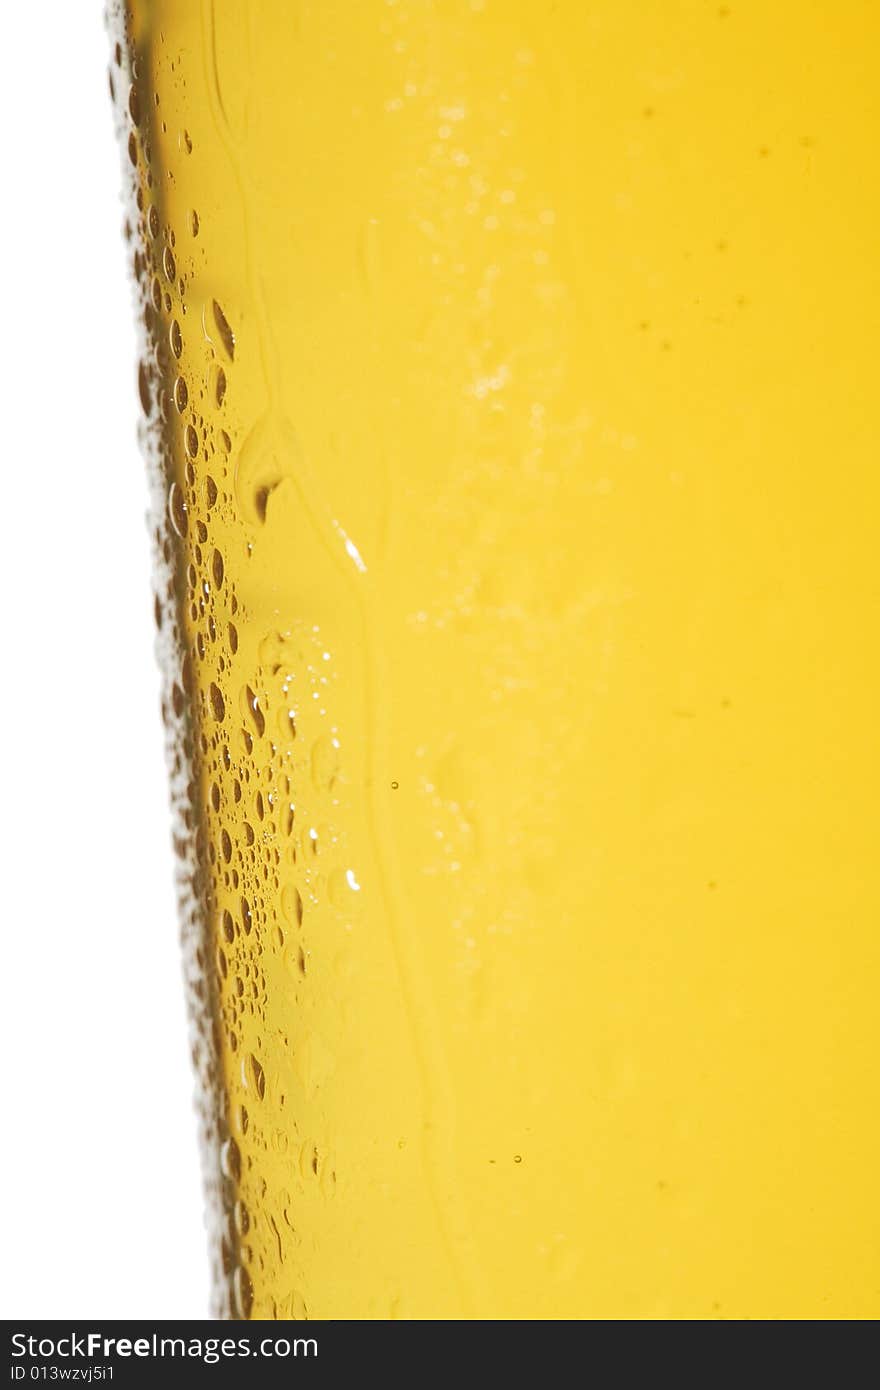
[{"x1": 112, "y1": 0, "x2": 880, "y2": 1318}]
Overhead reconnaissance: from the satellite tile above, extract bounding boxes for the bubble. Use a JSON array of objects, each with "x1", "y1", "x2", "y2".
[
  {"x1": 170, "y1": 319, "x2": 183, "y2": 358},
  {"x1": 182, "y1": 128, "x2": 193, "y2": 154},
  {"x1": 185, "y1": 423, "x2": 199, "y2": 459},
  {"x1": 209, "y1": 683, "x2": 225, "y2": 721},
  {"x1": 228, "y1": 622, "x2": 239, "y2": 654},
  {"x1": 221, "y1": 909, "x2": 235, "y2": 943},
  {"x1": 127, "y1": 130, "x2": 137, "y2": 166},
  {"x1": 241, "y1": 896, "x2": 253, "y2": 934},
  {"x1": 212, "y1": 549, "x2": 224, "y2": 588},
  {"x1": 167, "y1": 481, "x2": 188, "y2": 538},
  {"x1": 174, "y1": 376, "x2": 188, "y2": 412},
  {"x1": 162, "y1": 245, "x2": 176, "y2": 282},
  {"x1": 190, "y1": 209, "x2": 200, "y2": 236},
  {"x1": 205, "y1": 475, "x2": 218, "y2": 509},
  {"x1": 220, "y1": 829, "x2": 233, "y2": 863},
  {"x1": 147, "y1": 204, "x2": 160, "y2": 238},
  {"x1": 128, "y1": 82, "x2": 141, "y2": 125},
  {"x1": 212, "y1": 300, "x2": 235, "y2": 360}
]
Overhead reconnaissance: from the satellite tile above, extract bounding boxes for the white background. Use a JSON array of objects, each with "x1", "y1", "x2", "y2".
[{"x1": 0, "y1": 6, "x2": 209, "y2": 1316}]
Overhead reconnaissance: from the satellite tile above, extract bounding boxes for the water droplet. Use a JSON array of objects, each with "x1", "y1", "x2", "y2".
[
  {"x1": 233, "y1": 415, "x2": 299, "y2": 525},
  {"x1": 209, "y1": 683, "x2": 225, "y2": 721},
  {"x1": 137, "y1": 361, "x2": 151, "y2": 415},
  {"x1": 220, "y1": 1136, "x2": 241, "y2": 1182},
  {"x1": 212, "y1": 300, "x2": 235, "y2": 360},
  {"x1": 249, "y1": 1055, "x2": 266, "y2": 1100},
  {"x1": 282, "y1": 884, "x2": 304, "y2": 927},
  {"x1": 233, "y1": 1200, "x2": 250, "y2": 1236},
  {"x1": 233, "y1": 1265, "x2": 253, "y2": 1319},
  {"x1": 310, "y1": 736, "x2": 340, "y2": 792},
  {"x1": 243, "y1": 686, "x2": 265, "y2": 738},
  {"x1": 278, "y1": 707, "x2": 297, "y2": 740},
  {"x1": 167, "y1": 481, "x2": 188, "y2": 538}
]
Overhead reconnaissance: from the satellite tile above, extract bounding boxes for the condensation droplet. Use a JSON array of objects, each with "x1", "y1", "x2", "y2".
[
  {"x1": 137, "y1": 361, "x2": 151, "y2": 415},
  {"x1": 233, "y1": 1265, "x2": 253, "y2": 1319},
  {"x1": 167, "y1": 481, "x2": 188, "y2": 538},
  {"x1": 282, "y1": 884, "x2": 304, "y2": 927},
  {"x1": 212, "y1": 300, "x2": 235, "y2": 360},
  {"x1": 310, "y1": 736, "x2": 340, "y2": 792},
  {"x1": 243, "y1": 686, "x2": 266, "y2": 739},
  {"x1": 220, "y1": 1136, "x2": 241, "y2": 1182},
  {"x1": 209, "y1": 683, "x2": 225, "y2": 721},
  {"x1": 249, "y1": 1054, "x2": 266, "y2": 1100}
]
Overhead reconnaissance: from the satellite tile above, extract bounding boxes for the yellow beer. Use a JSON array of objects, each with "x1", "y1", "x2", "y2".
[{"x1": 111, "y1": 0, "x2": 880, "y2": 1318}]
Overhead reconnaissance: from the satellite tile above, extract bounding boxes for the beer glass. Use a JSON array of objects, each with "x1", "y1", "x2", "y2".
[{"x1": 110, "y1": 0, "x2": 880, "y2": 1318}]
